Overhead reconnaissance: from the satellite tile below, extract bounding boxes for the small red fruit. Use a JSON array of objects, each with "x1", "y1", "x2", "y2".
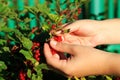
[
  {"x1": 48, "y1": 21, "x2": 51, "y2": 24},
  {"x1": 73, "y1": 14, "x2": 78, "y2": 20},
  {"x1": 78, "y1": 8, "x2": 81, "y2": 14},
  {"x1": 54, "y1": 36, "x2": 62, "y2": 42},
  {"x1": 19, "y1": 70, "x2": 26, "y2": 80},
  {"x1": 31, "y1": 27, "x2": 38, "y2": 33},
  {"x1": 51, "y1": 24, "x2": 56, "y2": 29},
  {"x1": 50, "y1": 48, "x2": 57, "y2": 55}
]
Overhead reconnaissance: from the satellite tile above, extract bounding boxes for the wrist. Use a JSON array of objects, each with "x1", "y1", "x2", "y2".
[
  {"x1": 108, "y1": 53, "x2": 120, "y2": 75},
  {"x1": 91, "y1": 51, "x2": 114, "y2": 75},
  {"x1": 97, "y1": 19, "x2": 120, "y2": 45}
]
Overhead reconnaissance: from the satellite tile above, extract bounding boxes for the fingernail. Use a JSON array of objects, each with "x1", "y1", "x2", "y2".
[{"x1": 51, "y1": 40, "x2": 57, "y2": 46}]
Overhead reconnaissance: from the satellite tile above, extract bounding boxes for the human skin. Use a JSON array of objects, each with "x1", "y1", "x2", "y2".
[
  {"x1": 44, "y1": 19, "x2": 120, "y2": 77},
  {"x1": 57, "y1": 19, "x2": 120, "y2": 47}
]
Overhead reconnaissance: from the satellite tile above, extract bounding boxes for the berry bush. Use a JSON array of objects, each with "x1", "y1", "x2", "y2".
[{"x1": 0, "y1": 0, "x2": 85, "y2": 80}]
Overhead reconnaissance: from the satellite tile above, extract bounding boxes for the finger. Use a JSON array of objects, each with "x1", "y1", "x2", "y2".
[
  {"x1": 50, "y1": 39, "x2": 77, "y2": 55},
  {"x1": 44, "y1": 43, "x2": 61, "y2": 61},
  {"x1": 62, "y1": 20, "x2": 81, "y2": 33},
  {"x1": 44, "y1": 43, "x2": 67, "y2": 69},
  {"x1": 55, "y1": 21, "x2": 80, "y2": 35}
]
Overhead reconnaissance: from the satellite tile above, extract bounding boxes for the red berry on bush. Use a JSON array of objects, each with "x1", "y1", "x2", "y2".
[
  {"x1": 36, "y1": 43, "x2": 40, "y2": 46},
  {"x1": 78, "y1": 8, "x2": 81, "y2": 14},
  {"x1": 73, "y1": 14, "x2": 78, "y2": 20},
  {"x1": 31, "y1": 27, "x2": 38, "y2": 33},
  {"x1": 51, "y1": 24, "x2": 56, "y2": 29},
  {"x1": 19, "y1": 70, "x2": 26, "y2": 80},
  {"x1": 48, "y1": 21, "x2": 51, "y2": 24}
]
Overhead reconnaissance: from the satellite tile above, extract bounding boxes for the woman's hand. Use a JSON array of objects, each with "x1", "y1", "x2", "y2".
[
  {"x1": 44, "y1": 40, "x2": 114, "y2": 77},
  {"x1": 57, "y1": 20, "x2": 104, "y2": 47},
  {"x1": 44, "y1": 19, "x2": 120, "y2": 78},
  {"x1": 58, "y1": 19, "x2": 120, "y2": 47}
]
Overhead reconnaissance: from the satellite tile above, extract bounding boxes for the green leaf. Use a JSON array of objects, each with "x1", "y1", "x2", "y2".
[
  {"x1": 25, "y1": 6, "x2": 36, "y2": 14},
  {"x1": 8, "y1": 10, "x2": 18, "y2": 19},
  {"x1": 31, "y1": 73, "x2": 42, "y2": 80},
  {"x1": 34, "y1": 63, "x2": 48, "y2": 71},
  {"x1": 0, "y1": 39, "x2": 6, "y2": 46},
  {"x1": 105, "y1": 75, "x2": 112, "y2": 80},
  {"x1": 0, "y1": 27, "x2": 32, "y2": 50},
  {"x1": 3, "y1": 47, "x2": 10, "y2": 52},
  {"x1": 33, "y1": 63, "x2": 48, "y2": 79},
  {"x1": 80, "y1": 77, "x2": 86, "y2": 80},
  {"x1": 20, "y1": 49, "x2": 36, "y2": 64},
  {"x1": 20, "y1": 37, "x2": 33, "y2": 50},
  {"x1": 0, "y1": 50, "x2": 2, "y2": 53},
  {"x1": 68, "y1": 77, "x2": 71, "y2": 80},
  {"x1": 31, "y1": 74, "x2": 36, "y2": 80},
  {"x1": 42, "y1": 24, "x2": 50, "y2": 31},
  {"x1": 0, "y1": 77, "x2": 5, "y2": 80},
  {"x1": 0, "y1": 27, "x2": 15, "y2": 33},
  {"x1": 47, "y1": 13, "x2": 64, "y2": 23},
  {"x1": 36, "y1": 76, "x2": 42, "y2": 80},
  {"x1": 36, "y1": 3, "x2": 50, "y2": 14},
  {"x1": 0, "y1": 2, "x2": 10, "y2": 16},
  {"x1": 0, "y1": 20, "x2": 6, "y2": 27},
  {"x1": 14, "y1": 30, "x2": 24, "y2": 37},
  {"x1": 74, "y1": 76, "x2": 80, "y2": 80},
  {"x1": 0, "y1": 61, "x2": 7, "y2": 72},
  {"x1": 34, "y1": 65, "x2": 42, "y2": 75},
  {"x1": 38, "y1": 63, "x2": 48, "y2": 70},
  {"x1": 24, "y1": 18, "x2": 31, "y2": 24},
  {"x1": 27, "y1": 69, "x2": 32, "y2": 78},
  {"x1": 7, "y1": 34, "x2": 17, "y2": 42},
  {"x1": 88, "y1": 76, "x2": 96, "y2": 78}
]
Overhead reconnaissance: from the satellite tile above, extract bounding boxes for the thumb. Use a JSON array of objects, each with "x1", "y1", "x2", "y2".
[{"x1": 50, "y1": 39, "x2": 76, "y2": 55}]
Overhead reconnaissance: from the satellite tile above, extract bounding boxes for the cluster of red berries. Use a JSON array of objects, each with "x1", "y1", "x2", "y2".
[
  {"x1": 73, "y1": 8, "x2": 82, "y2": 20},
  {"x1": 31, "y1": 42, "x2": 40, "y2": 61},
  {"x1": 60, "y1": 8, "x2": 82, "y2": 20},
  {"x1": 19, "y1": 69, "x2": 26, "y2": 80}
]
